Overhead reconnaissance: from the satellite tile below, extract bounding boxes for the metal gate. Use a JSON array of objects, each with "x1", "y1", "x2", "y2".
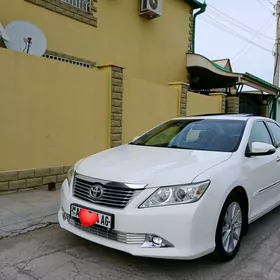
[{"x1": 239, "y1": 95, "x2": 260, "y2": 116}]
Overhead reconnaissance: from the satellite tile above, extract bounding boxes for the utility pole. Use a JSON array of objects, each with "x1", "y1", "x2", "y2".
[
  {"x1": 273, "y1": 0, "x2": 280, "y2": 86},
  {"x1": 272, "y1": 1, "x2": 280, "y2": 119}
]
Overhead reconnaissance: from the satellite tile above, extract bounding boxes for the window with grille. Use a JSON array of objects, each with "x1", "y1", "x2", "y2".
[
  {"x1": 44, "y1": 53, "x2": 94, "y2": 69},
  {"x1": 59, "y1": 0, "x2": 91, "y2": 12}
]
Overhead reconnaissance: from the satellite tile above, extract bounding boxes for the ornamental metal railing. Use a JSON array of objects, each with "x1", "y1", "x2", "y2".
[{"x1": 60, "y1": 0, "x2": 91, "y2": 12}]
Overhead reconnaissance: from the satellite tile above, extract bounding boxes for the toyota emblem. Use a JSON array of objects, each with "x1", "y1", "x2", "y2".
[{"x1": 89, "y1": 184, "x2": 104, "y2": 200}]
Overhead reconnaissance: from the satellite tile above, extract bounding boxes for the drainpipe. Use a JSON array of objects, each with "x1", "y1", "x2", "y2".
[{"x1": 191, "y1": 2, "x2": 207, "y2": 53}]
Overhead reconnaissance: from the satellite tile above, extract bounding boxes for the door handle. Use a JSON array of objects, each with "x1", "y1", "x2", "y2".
[{"x1": 277, "y1": 157, "x2": 280, "y2": 162}]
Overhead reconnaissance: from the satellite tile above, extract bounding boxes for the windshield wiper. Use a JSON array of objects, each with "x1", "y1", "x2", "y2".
[
  {"x1": 168, "y1": 145, "x2": 191, "y2": 150},
  {"x1": 129, "y1": 142, "x2": 144, "y2": 146},
  {"x1": 168, "y1": 145, "x2": 183, "y2": 149}
]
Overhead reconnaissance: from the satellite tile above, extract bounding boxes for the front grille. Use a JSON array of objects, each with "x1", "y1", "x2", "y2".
[
  {"x1": 72, "y1": 175, "x2": 140, "y2": 209},
  {"x1": 66, "y1": 214, "x2": 145, "y2": 244}
]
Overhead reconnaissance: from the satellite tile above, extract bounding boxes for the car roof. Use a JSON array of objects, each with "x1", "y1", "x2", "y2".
[{"x1": 172, "y1": 114, "x2": 272, "y2": 122}]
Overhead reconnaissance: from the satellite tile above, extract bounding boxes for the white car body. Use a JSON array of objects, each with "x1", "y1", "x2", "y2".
[{"x1": 58, "y1": 115, "x2": 280, "y2": 260}]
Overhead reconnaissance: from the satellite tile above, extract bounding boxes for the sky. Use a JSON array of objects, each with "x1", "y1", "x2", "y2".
[{"x1": 195, "y1": 0, "x2": 276, "y2": 85}]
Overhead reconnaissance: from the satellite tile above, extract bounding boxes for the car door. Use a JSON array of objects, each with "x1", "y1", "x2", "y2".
[
  {"x1": 243, "y1": 121, "x2": 278, "y2": 221},
  {"x1": 263, "y1": 121, "x2": 280, "y2": 203},
  {"x1": 265, "y1": 121, "x2": 280, "y2": 160}
]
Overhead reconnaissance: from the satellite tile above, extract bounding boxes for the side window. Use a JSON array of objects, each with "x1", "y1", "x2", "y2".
[
  {"x1": 266, "y1": 122, "x2": 280, "y2": 148},
  {"x1": 248, "y1": 121, "x2": 272, "y2": 149}
]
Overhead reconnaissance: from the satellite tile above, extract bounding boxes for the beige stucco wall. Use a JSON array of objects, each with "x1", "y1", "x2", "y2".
[
  {"x1": 0, "y1": 48, "x2": 109, "y2": 171},
  {"x1": 186, "y1": 92, "x2": 222, "y2": 116},
  {"x1": 0, "y1": 49, "x2": 224, "y2": 173},
  {"x1": 122, "y1": 76, "x2": 179, "y2": 143}
]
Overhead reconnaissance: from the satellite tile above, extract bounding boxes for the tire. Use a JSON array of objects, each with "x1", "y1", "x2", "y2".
[{"x1": 213, "y1": 192, "x2": 246, "y2": 262}]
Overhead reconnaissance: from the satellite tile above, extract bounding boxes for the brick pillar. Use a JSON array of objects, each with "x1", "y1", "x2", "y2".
[
  {"x1": 180, "y1": 84, "x2": 188, "y2": 117},
  {"x1": 221, "y1": 94, "x2": 227, "y2": 113},
  {"x1": 260, "y1": 100, "x2": 269, "y2": 117},
  {"x1": 98, "y1": 65, "x2": 124, "y2": 148},
  {"x1": 226, "y1": 96, "x2": 239, "y2": 114},
  {"x1": 110, "y1": 66, "x2": 123, "y2": 148},
  {"x1": 169, "y1": 82, "x2": 189, "y2": 117},
  {"x1": 187, "y1": 8, "x2": 193, "y2": 53}
]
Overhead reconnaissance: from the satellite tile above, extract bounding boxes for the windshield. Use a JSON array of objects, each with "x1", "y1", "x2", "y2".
[{"x1": 130, "y1": 119, "x2": 246, "y2": 152}]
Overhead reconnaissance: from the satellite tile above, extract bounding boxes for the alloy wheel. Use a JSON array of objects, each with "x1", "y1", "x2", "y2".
[{"x1": 222, "y1": 202, "x2": 242, "y2": 254}]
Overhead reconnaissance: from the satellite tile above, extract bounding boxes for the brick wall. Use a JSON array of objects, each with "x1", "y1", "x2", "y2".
[{"x1": 0, "y1": 166, "x2": 71, "y2": 193}]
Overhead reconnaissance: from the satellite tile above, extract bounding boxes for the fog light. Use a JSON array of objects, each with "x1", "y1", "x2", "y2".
[
  {"x1": 140, "y1": 234, "x2": 174, "y2": 248},
  {"x1": 62, "y1": 207, "x2": 67, "y2": 221},
  {"x1": 152, "y1": 236, "x2": 162, "y2": 246}
]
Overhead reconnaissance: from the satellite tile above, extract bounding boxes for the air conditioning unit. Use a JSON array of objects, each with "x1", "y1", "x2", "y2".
[{"x1": 140, "y1": 0, "x2": 162, "y2": 19}]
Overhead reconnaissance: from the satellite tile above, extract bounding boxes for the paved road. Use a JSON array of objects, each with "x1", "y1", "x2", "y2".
[{"x1": 2, "y1": 207, "x2": 280, "y2": 280}]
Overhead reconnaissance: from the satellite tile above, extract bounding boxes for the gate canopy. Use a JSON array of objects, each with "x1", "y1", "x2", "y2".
[{"x1": 187, "y1": 53, "x2": 280, "y2": 96}]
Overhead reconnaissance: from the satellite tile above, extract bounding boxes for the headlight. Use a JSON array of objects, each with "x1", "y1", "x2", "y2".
[
  {"x1": 66, "y1": 166, "x2": 75, "y2": 186},
  {"x1": 139, "y1": 180, "x2": 210, "y2": 208}
]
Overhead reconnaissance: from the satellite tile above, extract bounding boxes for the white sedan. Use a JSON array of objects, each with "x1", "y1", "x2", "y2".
[{"x1": 58, "y1": 114, "x2": 280, "y2": 262}]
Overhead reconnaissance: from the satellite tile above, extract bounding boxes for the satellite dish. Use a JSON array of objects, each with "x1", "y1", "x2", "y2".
[
  {"x1": 3, "y1": 20, "x2": 47, "y2": 56},
  {"x1": 0, "y1": 22, "x2": 9, "y2": 41}
]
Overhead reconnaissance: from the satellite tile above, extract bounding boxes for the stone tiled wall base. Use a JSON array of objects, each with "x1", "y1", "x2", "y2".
[{"x1": 0, "y1": 166, "x2": 71, "y2": 193}]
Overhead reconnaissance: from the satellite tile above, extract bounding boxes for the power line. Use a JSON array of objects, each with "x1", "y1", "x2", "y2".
[
  {"x1": 206, "y1": 12, "x2": 274, "y2": 42},
  {"x1": 207, "y1": 4, "x2": 274, "y2": 41},
  {"x1": 200, "y1": 15, "x2": 273, "y2": 54},
  {"x1": 264, "y1": 0, "x2": 275, "y2": 6},
  {"x1": 232, "y1": 17, "x2": 275, "y2": 62},
  {"x1": 256, "y1": 0, "x2": 274, "y2": 12}
]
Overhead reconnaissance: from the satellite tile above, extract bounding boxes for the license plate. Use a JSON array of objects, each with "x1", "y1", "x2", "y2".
[{"x1": 70, "y1": 204, "x2": 114, "y2": 230}]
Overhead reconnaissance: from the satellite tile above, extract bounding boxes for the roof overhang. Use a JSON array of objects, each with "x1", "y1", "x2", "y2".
[
  {"x1": 184, "y1": 0, "x2": 204, "y2": 9},
  {"x1": 187, "y1": 53, "x2": 240, "y2": 90},
  {"x1": 240, "y1": 73, "x2": 280, "y2": 96},
  {"x1": 187, "y1": 53, "x2": 280, "y2": 96}
]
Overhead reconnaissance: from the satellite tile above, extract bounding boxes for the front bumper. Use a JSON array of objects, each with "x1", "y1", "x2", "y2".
[{"x1": 58, "y1": 179, "x2": 217, "y2": 260}]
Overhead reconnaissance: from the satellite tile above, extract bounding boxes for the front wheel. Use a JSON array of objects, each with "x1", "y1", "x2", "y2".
[{"x1": 214, "y1": 192, "x2": 246, "y2": 262}]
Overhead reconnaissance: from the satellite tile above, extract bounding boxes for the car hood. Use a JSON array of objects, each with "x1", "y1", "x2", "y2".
[{"x1": 75, "y1": 144, "x2": 232, "y2": 187}]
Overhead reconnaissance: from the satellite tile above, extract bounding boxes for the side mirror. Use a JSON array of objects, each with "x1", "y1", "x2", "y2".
[
  {"x1": 249, "y1": 142, "x2": 276, "y2": 156},
  {"x1": 132, "y1": 136, "x2": 140, "y2": 142}
]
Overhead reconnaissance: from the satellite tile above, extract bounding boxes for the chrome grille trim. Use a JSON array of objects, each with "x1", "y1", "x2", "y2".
[
  {"x1": 66, "y1": 214, "x2": 145, "y2": 244},
  {"x1": 72, "y1": 174, "x2": 144, "y2": 209}
]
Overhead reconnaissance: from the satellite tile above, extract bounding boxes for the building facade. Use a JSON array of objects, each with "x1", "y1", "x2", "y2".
[
  {"x1": 0, "y1": 0, "x2": 203, "y2": 85},
  {"x1": 1, "y1": 0, "x2": 228, "y2": 192}
]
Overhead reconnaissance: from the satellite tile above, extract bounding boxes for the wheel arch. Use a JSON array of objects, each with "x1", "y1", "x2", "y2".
[{"x1": 227, "y1": 185, "x2": 249, "y2": 235}]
